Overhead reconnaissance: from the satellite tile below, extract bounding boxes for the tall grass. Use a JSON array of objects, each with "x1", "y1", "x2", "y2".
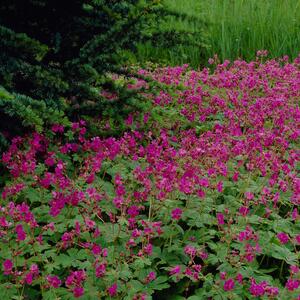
[{"x1": 136, "y1": 0, "x2": 300, "y2": 67}]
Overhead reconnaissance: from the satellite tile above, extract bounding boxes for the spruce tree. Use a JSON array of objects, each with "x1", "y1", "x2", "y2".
[{"x1": 0, "y1": 0, "x2": 208, "y2": 150}]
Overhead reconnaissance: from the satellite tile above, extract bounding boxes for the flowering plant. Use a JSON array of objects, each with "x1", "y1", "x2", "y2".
[{"x1": 0, "y1": 55, "x2": 300, "y2": 299}]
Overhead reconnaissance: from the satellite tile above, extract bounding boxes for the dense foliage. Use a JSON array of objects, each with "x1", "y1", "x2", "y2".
[
  {"x1": 138, "y1": 0, "x2": 300, "y2": 67},
  {"x1": 1, "y1": 55, "x2": 299, "y2": 299},
  {"x1": 0, "y1": 0, "x2": 207, "y2": 152}
]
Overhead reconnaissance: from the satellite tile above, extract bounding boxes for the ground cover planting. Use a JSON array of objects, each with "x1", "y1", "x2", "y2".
[{"x1": 0, "y1": 55, "x2": 299, "y2": 299}]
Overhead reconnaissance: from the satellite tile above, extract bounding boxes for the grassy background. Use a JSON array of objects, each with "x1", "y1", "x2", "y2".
[{"x1": 136, "y1": 0, "x2": 300, "y2": 67}]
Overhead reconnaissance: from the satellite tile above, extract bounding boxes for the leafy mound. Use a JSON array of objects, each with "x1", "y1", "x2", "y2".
[{"x1": 0, "y1": 56, "x2": 299, "y2": 299}]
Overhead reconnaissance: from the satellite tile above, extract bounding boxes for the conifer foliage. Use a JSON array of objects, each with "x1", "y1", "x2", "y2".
[{"x1": 0, "y1": 0, "x2": 207, "y2": 151}]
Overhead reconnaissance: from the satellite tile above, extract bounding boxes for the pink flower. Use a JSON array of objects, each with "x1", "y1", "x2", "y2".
[
  {"x1": 232, "y1": 172, "x2": 239, "y2": 182},
  {"x1": 45, "y1": 156, "x2": 55, "y2": 167},
  {"x1": 108, "y1": 283, "x2": 117, "y2": 297},
  {"x1": 192, "y1": 264, "x2": 202, "y2": 273},
  {"x1": 236, "y1": 273, "x2": 243, "y2": 284},
  {"x1": 220, "y1": 272, "x2": 226, "y2": 280},
  {"x1": 277, "y1": 232, "x2": 289, "y2": 244},
  {"x1": 224, "y1": 278, "x2": 235, "y2": 291},
  {"x1": 30, "y1": 264, "x2": 39, "y2": 275},
  {"x1": 145, "y1": 271, "x2": 156, "y2": 283},
  {"x1": 125, "y1": 114, "x2": 133, "y2": 126},
  {"x1": 92, "y1": 244, "x2": 102, "y2": 256},
  {"x1": 0, "y1": 217, "x2": 10, "y2": 227},
  {"x1": 25, "y1": 273, "x2": 33, "y2": 285},
  {"x1": 199, "y1": 251, "x2": 208, "y2": 260},
  {"x1": 93, "y1": 228, "x2": 101, "y2": 238},
  {"x1": 144, "y1": 243, "x2": 153, "y2": 255},
  {"x1": 95, "y1": 263, "x2": 106, "y2": 278},
  {"x1": 256, "y1": 50, "x2": 268, "y2": 57},
  {"x1": 285, "y1": 279, "x2": 300, "y2": 291},
  {"x1": 15, "y1": 224, "x2": 26, "y2": 241},
  {"x1": 249, "y1": 281, "x2": 265, "y2": 297},
  {"x1": 245, "y1": 192, "x2": 254, "y2": 200},
  {"x1": 184, "y1": 245, "x2": 197, "y2": 257},
  {"x1": 292, "y1": 208, "x2": 299, "y2": 220},
  {"x1": 65, "y1": 270, "x2": 86, "y2": 288},
  {"x1": 199, "y1": 178, "x2": 209, "y2": 188},
  {"x1": 266, "y1": 286, "x2": 279, "y2": 296},
  {"x1": 127, "y1": 206, "x2": 140, "y2": 218},
  {"x1": 290, "y1": 265, "x2": 299, "y2": 274},
  {"x1": 185, "y1": 267, "x2": 193, "y2": 278},
  {"x1": 216, "y1": 213, "x2": 225, "y2": 225},
  {"x1": 239, "y1": 206, "x2": 249, "y2": 216},
  {"x1": 197, "y1": 189, "x2": 205, "y2": 198},
  {"x1": 84, "y1": 218, "x2": 95, "y2": 229},
  {"x1": 51, "y1": 124, "x2": 64, "y2": 133},
  {"x1": 3, "y1": 259, "x2": 13, "y2": 275},
  {"x1": 170, "y1": 265, "x2": 181, "y2": 276},
  {"x1": 73, "y1": 286, "x2": 84, "y2": 298},
  {"x1": 46, "y1": 275, "x2": 62, "y2": 288},
  {"x1": 171, "y1": 208, "x2": 182, "y2": 220},
  {"x1": 217, "y1": 181, "x2": 223, "y2": 192},
  {"x1": 102, "y1": 248, "x2": 108, "y2": 257},
  {"x1": 208, "y1": 58, "x2": 214, "y2": 65}
]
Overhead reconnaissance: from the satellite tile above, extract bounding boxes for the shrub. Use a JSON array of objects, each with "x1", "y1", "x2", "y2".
[{"x1": 0, "y1": 0, "x2": 208, "y2": 150}]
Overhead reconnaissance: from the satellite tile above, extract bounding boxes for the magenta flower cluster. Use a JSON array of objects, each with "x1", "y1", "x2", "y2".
[{"x1": 0, "y1": 54, "x2": 300, "y2": 298}]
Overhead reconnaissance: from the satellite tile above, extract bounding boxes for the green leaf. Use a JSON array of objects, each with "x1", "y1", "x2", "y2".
[
  {"x1": 148, "y1": 276, "x2": 170, "y2": 291},
  {"x1": 267, "y1": 244, "x2": 298, "y2": 264},
  {"x1": 0, "y1": 283, "x2": 18, "y2": 299}
]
